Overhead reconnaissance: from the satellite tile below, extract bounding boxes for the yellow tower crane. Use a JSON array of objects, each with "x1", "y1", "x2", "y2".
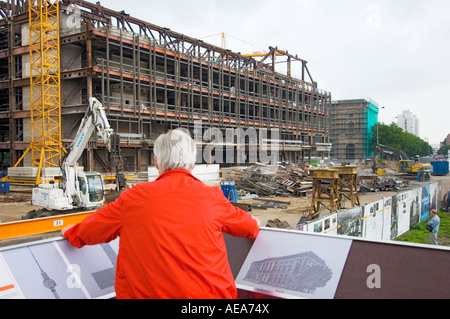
[
  {"x1": 10, "y1": 0, "x2": 63, "y2": 184},
  {"x1": 29, "y1": 0, "x2": 63, "y2": 168}
]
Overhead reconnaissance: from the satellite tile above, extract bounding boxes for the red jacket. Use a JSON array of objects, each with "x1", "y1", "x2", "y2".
[{"x1": 64, "y1": 169, "x2": 259, "y2": 299}]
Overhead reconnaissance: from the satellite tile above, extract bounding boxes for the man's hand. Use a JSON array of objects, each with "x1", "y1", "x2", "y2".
[{"x1": 60, "y1": 224, "x2": 74, "y2": 237}]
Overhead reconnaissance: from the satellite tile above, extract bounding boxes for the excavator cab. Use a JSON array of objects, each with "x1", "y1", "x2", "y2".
[
  {"x1": 78, "y1": 172, "x2": 105, "y2": 208},
  {"x1": 398, "y1": 160, "x2": 412, "y2": 174},
  {"x1": 86, "y1": 173, "x2": 104, "y2": 203},
  {"x1": 74, "y1": 172, "x2": 104, "y2": 210}
]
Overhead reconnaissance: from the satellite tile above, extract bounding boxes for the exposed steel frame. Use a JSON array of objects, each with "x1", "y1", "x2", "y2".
[{"x1": 0, "y1": 0, "x2": 331, "y2": 172}]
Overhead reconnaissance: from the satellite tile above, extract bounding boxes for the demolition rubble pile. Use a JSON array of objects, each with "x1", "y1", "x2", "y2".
[
  {"x1": 222, "y1": 162, "x2": 411, "y2": 198},
  {"x1": 220, "y1": 162, "x2": 412, "y2": 229},
  {"x1": 356, "y1": 167, "x2": 410, "y2": 192},
  {"x1": 222, "y1": 164, "x2": 313, "y2": 198},
  {"x1": 358, "y1": 175, "x2": 410, "y2": 192}
]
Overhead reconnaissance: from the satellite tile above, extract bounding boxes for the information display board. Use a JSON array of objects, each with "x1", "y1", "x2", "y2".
[
  {"x1": 235, "y1": 228, "x2": 352, "y2": 299},
  {"x1": 235, "y1": 228, "x2": 450, "y2": 299},
  {"x1": 1, "y1": 227, "x2": 449, "y2": 299},
  {"x1": 0, "y1": 237, "x2": 119, "y2": 299}
]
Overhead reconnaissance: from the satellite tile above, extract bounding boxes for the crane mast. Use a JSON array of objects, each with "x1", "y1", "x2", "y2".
[{"x1": 29, "y1": 0, "x2": 63, "y2": 170}]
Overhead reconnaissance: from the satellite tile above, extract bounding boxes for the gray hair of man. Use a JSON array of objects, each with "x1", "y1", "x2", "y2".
[{"x1": 153, "y1": 129, "x2": 197, "y2": 174}]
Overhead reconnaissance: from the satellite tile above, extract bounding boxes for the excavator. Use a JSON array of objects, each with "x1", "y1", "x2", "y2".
[
  {"x1": 372, "y1": 144, "x2": 432, "y2": 177},
  {"x1": 25, "y1": 98, "x2": 126, "y2": 219},
  {"x1": 398, "y1": 155, "x2": 433, "y2": 178}
]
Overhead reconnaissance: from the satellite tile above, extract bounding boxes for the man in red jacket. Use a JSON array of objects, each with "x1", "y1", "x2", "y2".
[{"x1": 61, "y1": 129, "x2": 260, "y2": 299}]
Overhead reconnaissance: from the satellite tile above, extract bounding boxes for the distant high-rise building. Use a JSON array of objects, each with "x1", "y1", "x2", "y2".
[{"x1": 397, "y1": 110, "x2": 419, "y2": 136}]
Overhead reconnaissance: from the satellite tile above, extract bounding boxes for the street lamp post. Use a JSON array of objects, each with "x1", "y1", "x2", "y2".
[{"x1": 377, "y1": 107, "x2": 385, "y2": 146}]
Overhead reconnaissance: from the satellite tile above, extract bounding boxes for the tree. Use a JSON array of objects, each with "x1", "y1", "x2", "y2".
[
  {"x1": 371, "y1": 122, "x2": 433, "y2": 158},
  {"x1": 438, "y1": 145, "x2": 450, "y2": 155}
]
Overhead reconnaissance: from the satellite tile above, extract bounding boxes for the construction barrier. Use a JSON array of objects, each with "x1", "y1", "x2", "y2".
[{"x1": 0, "y1": 227, "x2": 448, "y2": 299}]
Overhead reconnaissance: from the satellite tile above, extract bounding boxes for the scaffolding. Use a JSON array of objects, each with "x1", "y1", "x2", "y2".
[
  {"x1": 336, "y1": 165, "x2": 360, "y2": 209},
  {"x1": 330, "y1": 99, "x2": 373, "y2": 161},
  {"x1": 309, "y1": 169, "x2": 340, "y2": 220}
]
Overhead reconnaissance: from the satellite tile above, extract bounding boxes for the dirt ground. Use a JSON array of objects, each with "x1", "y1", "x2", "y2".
[{"x1": 1, "y1": 173, "x2": 450, "y2": 237}]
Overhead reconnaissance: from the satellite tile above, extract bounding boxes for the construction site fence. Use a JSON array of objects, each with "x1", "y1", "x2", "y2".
[{"x1": 297, "y1": 181, "x2": 441, "y2": 242}]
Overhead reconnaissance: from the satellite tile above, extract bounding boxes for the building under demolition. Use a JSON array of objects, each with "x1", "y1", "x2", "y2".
[{"x1": 0, "y1": 0, "x2": 332, "y2": 174}]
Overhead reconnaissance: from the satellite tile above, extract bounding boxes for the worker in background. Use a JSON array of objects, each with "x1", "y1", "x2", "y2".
[
  {"x1": 61, "y1": 129, "x2": 260, "y2": 299},
  {"x1": 427, "y1": 209, "x2": 440, "y2": 245}
]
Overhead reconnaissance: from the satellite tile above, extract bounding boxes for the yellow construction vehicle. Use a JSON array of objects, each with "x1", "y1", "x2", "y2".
[
  {"x1": 398, "y1": 156, "x2": 433, "y2": 176},
  {"x1": 373, "y1": 145, "x2": 432, "y2": 178}
]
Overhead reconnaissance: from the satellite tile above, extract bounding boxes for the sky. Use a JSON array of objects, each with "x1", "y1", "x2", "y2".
[{"x1": 102, "y1": 0, "x2": 450, "y2": 146}]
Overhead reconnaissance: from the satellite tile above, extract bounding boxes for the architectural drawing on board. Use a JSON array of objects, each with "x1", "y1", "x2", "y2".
[{"x1": 243, "y1": 251, "x2": 332, "y2": 294}]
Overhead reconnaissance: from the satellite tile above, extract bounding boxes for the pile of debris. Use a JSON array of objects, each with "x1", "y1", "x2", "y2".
[
  {"x1": 265, "y1": 218, "x2": 291, "y2": 228},
  {"x1": 222, "y1": 162, "x2": 412, "y2": 200},
  {"x1": 223, "y1": 164, "x2": 313, "y2": 197},
  {"x1": 359, "y1": 177, "x2": 409, "y2": 192}
]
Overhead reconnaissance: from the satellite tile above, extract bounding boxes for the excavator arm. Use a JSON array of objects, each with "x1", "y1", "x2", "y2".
[
  {"x1": 62, "y1": 97, "x2": 126, "y2": 190},
  {"x1": 373, "y1": 144, "x2": 410, "y2": 175}
]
